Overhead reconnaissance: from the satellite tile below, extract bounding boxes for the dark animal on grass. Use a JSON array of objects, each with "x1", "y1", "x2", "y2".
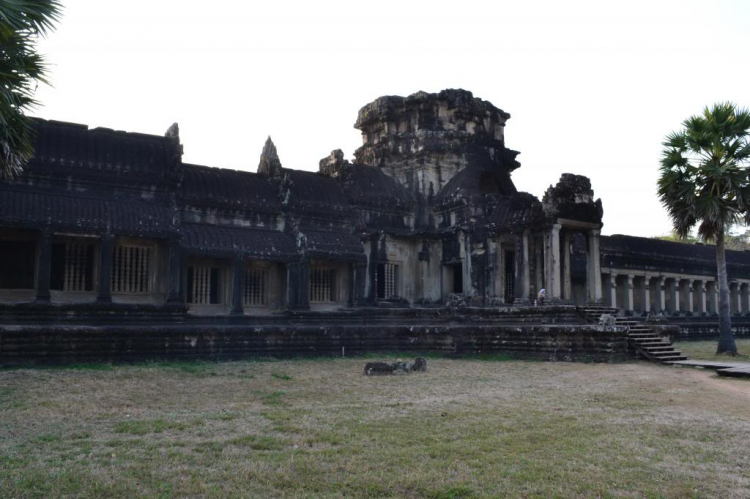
[
  {"x1": 364, "y1": 362, "x2": 395, "y2": 376},
  {"x1": 364, "y1": 357, "x2": 427, "y2": 375}
]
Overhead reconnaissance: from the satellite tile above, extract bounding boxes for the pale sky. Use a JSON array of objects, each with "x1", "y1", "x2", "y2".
[{"x1": 31, "y1": 0, "x2": 750, "y2": 237}]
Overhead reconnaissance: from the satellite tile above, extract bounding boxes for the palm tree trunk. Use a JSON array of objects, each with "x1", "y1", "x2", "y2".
[{"x1": 716, "y1": 230, "x2": 738, "y2": 355}]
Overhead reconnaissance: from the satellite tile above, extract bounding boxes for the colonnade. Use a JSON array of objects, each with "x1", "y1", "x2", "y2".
[{"x1": 603, "y1": 271, "x2": 750, "y2": 316}]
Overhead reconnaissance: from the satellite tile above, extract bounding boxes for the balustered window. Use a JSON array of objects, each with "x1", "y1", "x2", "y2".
[
  {"x1": 244, "y1": 267, "x2": 268, "y2": 306},
  {"x1": 376, "y1": 263, "x2": 399, "y2": 299},
  {"x1": 111, "y1": 243, "x2": 152, "y2": 294},
  {"x1": 186, "y1": 266, "x2": 222, "y2": 304},
  {"x1": 310, "y1": 267, "x2": 336, "y2": 303},
  {"x1": 50, "y1": 241, "x2": 96, "y2": 292}
]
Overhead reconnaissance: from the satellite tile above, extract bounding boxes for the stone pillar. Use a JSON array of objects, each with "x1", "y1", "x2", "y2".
[
  {"x1": 166, "y1": 240, "x2": 184, "y2": 304},
  {"x1": 638, "y1": 276, "x2": 651, "y2": 314},
  {"x1": 623, "y1": 275, "x2": 634, "y2": 313},
  {"x1": 658, "y1": 277, "x2": 667, "y2": 312},
  {"x1": 667, "y1": 278, "x2": 680, "y2": 314},
  {"x1": 514, "y1": 231, "x2": 530, "y2": 304},
  {"x1": 607, "y1": 273, "x2": 617, "y2": 308},
  {"x1": 743, "y1": 282, "x2": 750, "y2": 315},
  {"x1": 35, "y1": 230, "x2": 52, "y2": 303},
  {"x1": 697, "y1": 280, "x2": 707, "y2": 315},
  {"x1": 286, "y1": 260, "x2": 310, "y2": 310},
  {"x1": 354, "y1": 261, "x2": 367, "y2": 306},
  {"x1": 587, "y1": 229, "x2": 603, "y2": 303},
  {"x1": 230, "y1": 256, "x2": 244, "y2": 315},
  {"x1": 97, "y1": 234, "x2": 115, "y2": 303},
  {"x1": 544, "y1": 224, "x2": 562, "y2": 300},
  {"x1": 736, "y1": 283, "x2": 743, "y2": 314},
  {"x1": 562, "y1": 231, "x2": 572, "y2": 302},
  {"x1": 686, "y1": 280, "x2": 694, "y2": 315}
]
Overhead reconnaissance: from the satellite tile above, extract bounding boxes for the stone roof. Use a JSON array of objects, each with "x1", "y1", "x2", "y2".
[
  {"x1": 601, "y1": 234, "x2": 750, "y2": 278},
  {"x1": 301, "y1": 229, "x2": 366, "y2": 261},
  {"x1": 28, "y1": 118, "x2": 180, "y2": 188},
  {"x1": 282, "y1": 169, "x2": 352, "y2": 219},
  {"x1": 0, "y1": 184, "x2": 178, "y2": 237},
  {"x1": 337, "y1": 163, "x2": 415, "y2": 211},
  {"x1": 434, "y1": 165, "x2": 518, "y2": 208},
  {"x1": 178, "y1": 164, "x2": 281, "y2": 213},
  {"x1": 181, "y1": 223, "x2": 297, "y2": 260}
]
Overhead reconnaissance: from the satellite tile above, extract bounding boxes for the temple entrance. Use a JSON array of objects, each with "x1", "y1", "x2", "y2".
[{"x1": 504, "y1": 250, "x2": 515, "y2": 303}]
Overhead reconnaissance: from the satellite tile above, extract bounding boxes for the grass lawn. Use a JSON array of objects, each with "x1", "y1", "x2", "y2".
[
  {"x1": 674, "y1": 338, "x2": 750, "y2": 361},
  {"x1": 2, "y1": 357, "x2": 750, "y2": 498}
]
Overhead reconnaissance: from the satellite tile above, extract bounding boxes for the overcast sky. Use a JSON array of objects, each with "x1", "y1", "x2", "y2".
[{"x1": 31, "y1": 0, "x2": 750, "y2": 237}]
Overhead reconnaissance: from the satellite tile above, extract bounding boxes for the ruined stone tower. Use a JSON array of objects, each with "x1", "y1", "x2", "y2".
[{"x1": 353, "y1": 89, "x2": 520, "y2": 198}]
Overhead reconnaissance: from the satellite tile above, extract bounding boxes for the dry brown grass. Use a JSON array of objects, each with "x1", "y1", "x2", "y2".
[{"x1": 2, "y1": 357, "x2": 750, "y2": 498}]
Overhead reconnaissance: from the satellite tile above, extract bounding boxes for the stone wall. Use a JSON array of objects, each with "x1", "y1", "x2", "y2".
[{"x1": 0, "y1": 323, "x2": 628, "y2": 366}]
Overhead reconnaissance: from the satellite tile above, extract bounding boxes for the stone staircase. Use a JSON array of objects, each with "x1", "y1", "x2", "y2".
[
  {"x1": 580, "y1": 306, "x2": 687, "y2": 363},
  {"x1": 580, "y1": 305, "x2": 619, "y2": 322},
  {"x1": 615, "y1": 317, "x2": 687, "y2": 363}
]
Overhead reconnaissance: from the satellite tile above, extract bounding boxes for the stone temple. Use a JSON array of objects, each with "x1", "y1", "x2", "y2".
[{"x1": 1, "y1": 89, "x2": 749, "y2": 363}]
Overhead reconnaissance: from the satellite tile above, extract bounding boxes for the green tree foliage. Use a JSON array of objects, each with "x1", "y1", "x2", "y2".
[
  {"x1": 0, "y1": 0, "x2": 61, "y2": 178},
  {"x1": 653, "y1": 231, "x2": 700, "y2": 245},
  {"x1": 658, "y1": 103, "x2": 750, "y2": 355}
]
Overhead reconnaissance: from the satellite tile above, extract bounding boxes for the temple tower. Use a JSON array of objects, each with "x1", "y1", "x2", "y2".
[{"x1": 353, "y1": 89, "x2": 520, "y2": 197}]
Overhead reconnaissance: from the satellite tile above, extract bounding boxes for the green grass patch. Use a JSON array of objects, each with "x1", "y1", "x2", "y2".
[
  {"x1": 230, "y1": 434, "x2": 288, "y2": 450},
  {"x1": 674, "y1": 338, "x2": 750, "y2": 361},
  {"x1": 113, "y1": 419, "x2": 197, "y2": 435},
  {"x1": 259, "y1": 390, "x2": 286, "y2": 406},
  {"x1": 271, "y1": 372, "x2": 293, "y2": 381}
]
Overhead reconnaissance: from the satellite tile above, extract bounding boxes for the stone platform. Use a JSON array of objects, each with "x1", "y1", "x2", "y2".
[{"x1": 0, "y1": 304, "x2": 629, "y2": 366}]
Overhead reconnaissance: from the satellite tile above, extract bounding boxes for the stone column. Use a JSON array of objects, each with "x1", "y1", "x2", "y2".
[
  {"x1": 638, "y1": 276, "x2": 651, "y2": 314},
  {"x1": 697, "y1": 280, "x2": 707, "y2": 315},
  {"x1": 743, "y1": 282, "x2": 750, "y2": 315},
  {"x1": 354, "y1": 261, "x2": 367, "y2": 306},
  {"x1": 667, "y1": 278, "x2": 680, "y2": 314},
  {"x1": 657, "y1": 277, "x2": 666, "y2": 312},
  {"x1": 562, "y1": 231, "x2": 572, "y2": 302},
  {"x1": 514, "y1": 231, "x2": 530, "y2": 304},
  {"x1": 623, "y1": 275, "x2": 634, "y2": 313},
  {"x1": 166, "y1": 240, "x2": 184, "y2": 304},
  {"x1": 286, "y1": 260, "x2": 310, "y2": 310},
  {"x1": 686, "y1": 280, "x2": 694, "y2": 315},
  {"x1": 230, "y1": 256, "x2": 244, "y2": 315},
  {"x1": 35, "y1": 230, "x2": 52, "y2": 303},
  {"x1": 734, "y1": 282, "x2": 742, "y2": 314},
  {"x1": 587, "y1": 229, "x2": 603, "y2": 303},
  {"x1": 544, "y1": 224, "x2": 562, "y2": 300},
  {"x1": 96, "y1": 234, "x2": 115, "y2": 303},
  {"x1": 607, "y1": 273, "x2": 617, "y2": 308}
]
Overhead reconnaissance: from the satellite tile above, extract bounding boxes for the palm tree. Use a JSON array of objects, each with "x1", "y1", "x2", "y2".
[
  {"x1": 0, "y1": 0, "x2": 61, "y2": 178},
  {"x1": 658, "y1": 103, "x2": 750, "y2": 355}
]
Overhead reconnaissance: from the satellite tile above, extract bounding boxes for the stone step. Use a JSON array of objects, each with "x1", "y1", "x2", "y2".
[
  {"x1": 656, "y1": 355, "x2": 687, "y2": 362},
  {"x1": 641, "y1": 345, "x2": 676, "y2": 352},
  {"x1": 650, "y1": 350, "x2": 684, "y2": 358},
  {"x1": 632, "y1": 339, "x2": 669, "y2": 344}
]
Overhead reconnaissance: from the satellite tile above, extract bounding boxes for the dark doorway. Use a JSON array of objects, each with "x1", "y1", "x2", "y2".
[
  {"x1": 0, "y1": 240, "x2": 36, "y2": 289},
  {"x1": 451, "y1": 263, "x2": 463, "y2": 293},
  {"x1": 504, "y1": 250, "x2": 515, "y2": 303}
]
